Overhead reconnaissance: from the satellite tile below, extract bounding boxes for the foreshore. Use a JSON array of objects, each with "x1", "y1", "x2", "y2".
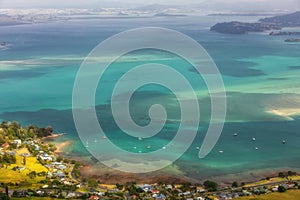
[
  {"x1": 75, "y1": 156, "x2": 300, "y2": 185},
  {"x1": 42, "y1": 136, "x2": 300, "y2": 185},
  {"x1": 41, "y1": 132, "x2": 300, "y2": 186}
]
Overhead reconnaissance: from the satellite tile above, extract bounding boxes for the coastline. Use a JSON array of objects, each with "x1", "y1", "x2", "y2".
[{"x1": 44, "y1": 133, "x2": 300, "y2": 185}]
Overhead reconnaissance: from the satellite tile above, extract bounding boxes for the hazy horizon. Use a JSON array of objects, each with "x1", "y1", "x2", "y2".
[{"x1": 1, "y1": 0, "x2": 299, "y2": 12}]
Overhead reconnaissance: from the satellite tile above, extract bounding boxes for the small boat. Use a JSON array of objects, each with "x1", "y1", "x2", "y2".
[
  {"x1": 162, "y1": 146, "x2": 166, "y2": 150},
  {"x1": 138, "y1": 137, "x2": 143, "y2": 141},
  {"x1": 255, "y1": 147, "x2": 259, "y2": 150},
  {"x1": 196, "y1": 146, "x2": 200, "y2": 150},
  {"x1": 219, "y1": 150, "x2": 224, "y2": 154},
  {"x1": 252, "y1": 137, "x2": 256, "y2": 141},
  {"x1": 133, "y1": 146, "x2": 137, "y2": 149},
  {"x1": 282, "y1": 140, "x2": 286, "y2": 144},
  {"x1": 146, "y1": 145, "x2": 151, "y2": 149},
  {"x1": 138, "y1": 150, "x2": 142, "y2": 153},
  {"x1": 233, "y1": 133, "x2": 238, "y2": 136}
]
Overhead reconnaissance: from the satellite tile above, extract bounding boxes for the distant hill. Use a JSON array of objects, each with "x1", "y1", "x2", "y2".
[
  {"x1": 154, "y1": 13, "x2": 186, "y2": 17},
  {"x1": 132, "y1": 4, "x2": 179, "y2": 12},
  {"x1": 259, "y1": 11, "x2": 300, "y2": 27}
]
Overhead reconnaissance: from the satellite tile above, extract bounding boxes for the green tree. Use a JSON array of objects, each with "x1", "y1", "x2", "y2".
[
  {"x1": 0, "y1": 121, "x2": 8, "y2": 129},
  {"x1": 23, "y1": 156, "x2": 26, "y2": 165},
  {"x1": 279, "y1": 172, "x2": 286, "y2": 178},
  {"x1": 56, "y1": 156, "x2": 63, "y2": 162},
  {"x1": 203, "y1": 180, "x2": 218, "y2": 192},
  {"x1": 232, "y1": 181, "x2": 238, "y2": 188},
  {"x1": 3, "y1": 153, "x2": 16, "y2": 165},
  {"x1": 88, "y1": 179, "x2": 98, "y2": 188},
  {"x1": 116, "y1": 183, "x2": 124, "y2": 190},
  {"x1": 28, "y1": 171, "x2": 37, "y2": 179},
  {"x1": 278, "y1": 185, "x2": 287, "y2": 192},
  {"x1": 5, "y1": 185, "x2": 9, "y2": 199}
]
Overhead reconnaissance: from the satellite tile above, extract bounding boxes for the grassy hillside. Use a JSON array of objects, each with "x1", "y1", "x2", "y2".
[{"x1": 236, "y1": 190, "x2": 300, "y2": 200}]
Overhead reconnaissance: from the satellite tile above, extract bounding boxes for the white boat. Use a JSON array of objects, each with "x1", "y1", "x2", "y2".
[
  {"x1": 219, "y1": 150, "x2": 224, "y2": 153},
  {"x1": 233, "y1": 133, "x2": 238, "y2": 136},
  {"x1": 252, "y1": 137, "x2": 256, "y2": 141}
]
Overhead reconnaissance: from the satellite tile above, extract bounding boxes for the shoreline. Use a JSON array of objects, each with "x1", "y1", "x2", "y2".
[
  {"x1": 45, "y1": 137, "x2": 300, "y2": 185},
  {"x1": 74, "y1": 155, "x2": 300, "y2": 185},
  {"x1": 44, "y1": 133, "x2": 64, "y2": 139}
]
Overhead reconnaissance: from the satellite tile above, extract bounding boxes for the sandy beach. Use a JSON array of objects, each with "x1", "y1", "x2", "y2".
[
  {"x1": 54, "y1": 141, "x2": 71, "y2": 153},
  {"x1": 267, "y1": 108, "x2": 300, "y2": 120}
]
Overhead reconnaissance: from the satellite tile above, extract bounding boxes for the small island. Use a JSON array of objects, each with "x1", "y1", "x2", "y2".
[
  {"x1": 269, "y1": 31, "x2": 300, "y2": 36},
  {"x1": 284, "y1": 38, "x2": 300, "y2": 43},
  {"x1": 211, "y1": 11, "x2": 300, "y2": 34}
]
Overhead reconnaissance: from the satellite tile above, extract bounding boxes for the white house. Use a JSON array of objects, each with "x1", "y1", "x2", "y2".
[
  {"x1": 40, "y1": 153, "x2": 52, "y2": 161},
  {"x1": 13, "y1": 139, "x2": 22, "y2": 147}
]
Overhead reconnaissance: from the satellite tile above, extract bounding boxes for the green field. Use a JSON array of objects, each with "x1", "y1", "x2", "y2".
[{"x1": 0, "y1": 148, "x2": 47, "y2": 186}]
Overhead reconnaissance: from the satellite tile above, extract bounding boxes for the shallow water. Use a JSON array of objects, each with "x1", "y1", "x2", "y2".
[{"x1": 0, "y1": 15, "x2": 300, "y2": 180}]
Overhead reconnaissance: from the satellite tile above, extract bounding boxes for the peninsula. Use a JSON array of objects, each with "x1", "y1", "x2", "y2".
[{"x1": 211, "y1": 11, "x2": 300, "y2": 34}]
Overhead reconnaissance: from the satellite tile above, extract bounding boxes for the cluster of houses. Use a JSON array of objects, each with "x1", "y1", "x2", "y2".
[
  {"x1": 1, "y1": 174, "x2": 300, "y2": 199},
  {"x1": 212, "y1": 181, "x2": 298, "y2": 200},
  {"x1": 0, "y1": 139, "x2": 23, "y2": 157}
]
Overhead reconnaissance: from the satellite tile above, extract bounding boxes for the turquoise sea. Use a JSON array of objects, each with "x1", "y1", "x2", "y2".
[{"x1": 1, "y1": 15, "x2": 300, "y2": 182}]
